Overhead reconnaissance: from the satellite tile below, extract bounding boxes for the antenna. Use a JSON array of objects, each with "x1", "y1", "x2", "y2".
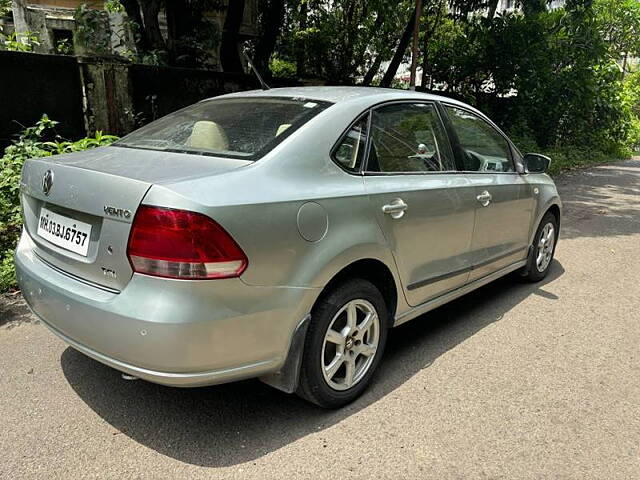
[{"x1": 242, "y1": 50, "x2": 270, "y2": 91}]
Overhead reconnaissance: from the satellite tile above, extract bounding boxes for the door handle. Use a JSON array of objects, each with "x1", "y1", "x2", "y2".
[
  {"x1": 476, "y1": 190, "x2": 492, "y2": 207},
  {"x1": 382, "y1": 198, "x2": 408, "y2": 219}
]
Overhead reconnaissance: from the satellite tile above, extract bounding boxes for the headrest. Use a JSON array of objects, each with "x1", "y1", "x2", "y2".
[{"x1": 187, "y1": 121, "x2": 229, "y2": 151}]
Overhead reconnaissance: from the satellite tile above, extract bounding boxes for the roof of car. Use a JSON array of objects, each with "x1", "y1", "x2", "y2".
[{"x1": 215, "y1": 86, "x2": 468, "y2": 107}]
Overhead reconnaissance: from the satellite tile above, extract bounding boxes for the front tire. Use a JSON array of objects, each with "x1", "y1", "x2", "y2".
[
  {"x1": 520, "y1": 211, "x2": 558, "y2": 282},
  {"x1": 297, "y1": 279, "x2": 388, "y2": 408}
]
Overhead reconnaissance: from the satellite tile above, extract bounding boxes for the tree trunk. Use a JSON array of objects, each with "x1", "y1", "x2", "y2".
[
  {"x1": 120, "y1": 0, "x2": 148, "y2": 52},
  {"x1": 380, "y1": 5, "x2": 420, "y2": 88},
  {"x1": 253, "y1": 0, "x2": 286, "y2": 75},
  {"x1": 409, "y1": 0, "x2": 423, "y2": 89},
  {"x1": 487, "y1": 0, "x2": 500, "y2": 19},
  {"x1": 163, "y1": 0, "x2": 188, "y2": 59},
  {"x1": 139, "y1": 0, "x2": 165, "y2": 52},
  {"x1": 362, "y1": 54, "x2": 383, "y2": 86},
  {"x1": 220, "y1": 0, "x2": 246, "y2": 72},
  {"x1": 296, "y1": 0, "x2": 307, "y2": 77}
]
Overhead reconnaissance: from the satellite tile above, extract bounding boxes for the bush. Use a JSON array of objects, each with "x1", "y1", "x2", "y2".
[
  {"x1": 269, "y1": 56, "x2": 297, "y2": 79},
  {"x1": 510, "y1": 132, "x2": 628, "y2": 177},
  {"x1": 0, "y1": 116, "x2": 117, "y2": 292}
]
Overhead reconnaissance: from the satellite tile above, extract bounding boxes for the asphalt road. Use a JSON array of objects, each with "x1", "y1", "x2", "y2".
[{"x1": 1, "y1": 159, "x2": 639, "y2": 479}]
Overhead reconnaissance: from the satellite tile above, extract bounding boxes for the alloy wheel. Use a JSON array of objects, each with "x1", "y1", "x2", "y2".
[
  {"x1": 536, "y1": 222, "x2": 555, "y2": 272},
  {"x1": 321, "y1": 299, "x2": 380, "y2": 391}
]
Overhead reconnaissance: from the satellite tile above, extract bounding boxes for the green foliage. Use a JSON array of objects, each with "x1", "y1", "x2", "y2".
[
  {"x1": 0, "y1": 0, "x2": 11, "y2": 17},
  {"x1": 622, "y1": 71, "x2": 640, "y2": 151},
  {"x1": 269, "y1": 56, "x2": 296, "y2": 78},
  {"x1": 74, "y1": 3, "x2": 111, "y2": 55},
  {"x1": 278, "y1": 0, "x2": 415, "y2": 83},
  {"x1": 0, "y1": 116, "x2": 118, "y2": 292},
  {"x1": 2, "y1": 31, "x2": 40, "y2": 52},
  {"x1": 511, "y1": 132, "x2": 629, "y2": 176},
  {"x1": 423, "y1": 2, "x2": 639, "y2": 159},
  {"x1": 594, "y1": 0, "x2": 640, "y2": 63},
  {"x1": 271, "y1": 0, "x2": 638, "y2": 162},
  {"x1": 55, "y1": 38, "x2": 73, "y2": 55},
  {"x1": 104, "y1": 0, "x2": 125, "y2": 14}
]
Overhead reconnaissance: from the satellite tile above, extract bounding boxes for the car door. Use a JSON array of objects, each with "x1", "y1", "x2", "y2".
[
  {"x1": 442, "y1": 104, "x2": 535, "y2": 282},
  {"x1": 362, "y1": 101, "x2": 477, "y2": 307}
]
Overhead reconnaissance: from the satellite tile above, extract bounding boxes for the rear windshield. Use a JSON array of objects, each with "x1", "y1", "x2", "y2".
[{"x1": 114, "y1": 97, "x2": 333, "y2": 160}]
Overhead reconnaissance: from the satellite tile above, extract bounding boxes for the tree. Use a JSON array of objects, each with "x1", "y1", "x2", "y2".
[
  {"x1": 594, "y1": 0, "x2": 640, "y2": 77},
  {"x1": 253, "y1": 0, "x2": 286, "y2": 75},
  {"x1": 120, "y1": 0, "x2": 165, "y2": 54},
  {"x1": 220, "y1": 0, "x2": 245, "y2": 72},
  {"x1": 379, "y1": 4, "x2": 419, "y2": 87}
]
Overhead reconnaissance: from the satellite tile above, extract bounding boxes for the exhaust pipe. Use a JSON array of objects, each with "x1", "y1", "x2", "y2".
[{"x1": 121, "y1": 373, "x2": 139, "y2": 381}]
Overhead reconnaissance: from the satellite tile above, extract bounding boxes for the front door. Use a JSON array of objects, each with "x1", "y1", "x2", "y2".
[
  {"x1": 442, "y1": 105, "x2": 535, "y2": 281},
  {"x1": 363, "y1": 102, "x2": 477, "y2": 307}
]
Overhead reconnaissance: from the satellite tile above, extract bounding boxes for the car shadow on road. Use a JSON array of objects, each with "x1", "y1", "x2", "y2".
[{"x1": 60, "y1": 260, "x2": 564, "y2": 467}]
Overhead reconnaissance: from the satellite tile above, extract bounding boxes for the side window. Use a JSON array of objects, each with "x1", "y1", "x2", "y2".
[
  {"x1": 332, "y1": 115, "x2": 368, "y2": 172},
  {"x1": 366, "y1": 103, "x2": 455, "y2": 173},
  {"x1": 445, "y1": 106, "x2": 514, "y2": 172}
]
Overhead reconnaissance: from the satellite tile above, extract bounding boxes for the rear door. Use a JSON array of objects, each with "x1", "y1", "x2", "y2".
[
  {"x1": 363, "y1": 101, "x2": 477, "y2": 307},
  {"x1": 442, "y1": 104, "x2": 535, "y2": 281}
]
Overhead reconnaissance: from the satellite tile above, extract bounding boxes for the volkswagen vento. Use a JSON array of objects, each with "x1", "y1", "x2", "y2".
[{"x1": 16, "y1": 87, "x2": 561, "y2": 408}]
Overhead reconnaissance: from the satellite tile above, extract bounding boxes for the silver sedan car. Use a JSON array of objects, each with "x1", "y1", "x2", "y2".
[{"x1": 15, "y1": 87, "x2": 561, "y2": 408}]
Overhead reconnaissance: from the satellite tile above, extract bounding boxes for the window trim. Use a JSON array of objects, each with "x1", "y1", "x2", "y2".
[
  {"x1": 361, "y1": 100, "x2": 458, "y2": 176},
  {"x1": 440, "y1": 102, "x2": 521, "y2": 175},
  {"x1": 329, "y1": 111, "x2": 371, "y2": 175}
]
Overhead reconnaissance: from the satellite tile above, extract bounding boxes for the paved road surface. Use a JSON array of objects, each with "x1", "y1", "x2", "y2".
[{"x1": 1, "y1": 159, "x2": 639, "y2": 479}]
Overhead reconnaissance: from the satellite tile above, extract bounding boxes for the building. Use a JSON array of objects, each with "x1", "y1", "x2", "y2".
[{"x1": 6, "y1": 0, "x2": 258, "y2": 68}]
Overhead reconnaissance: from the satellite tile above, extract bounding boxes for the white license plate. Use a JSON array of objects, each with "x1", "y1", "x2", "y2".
[{"x1": 37, "y1": 207, "x2": 92, "y2": 256}]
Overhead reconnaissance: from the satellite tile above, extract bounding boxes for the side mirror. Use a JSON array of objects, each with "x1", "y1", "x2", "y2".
[{"x1": 523, "y1": 153, "x2": 551, "y2": 174}]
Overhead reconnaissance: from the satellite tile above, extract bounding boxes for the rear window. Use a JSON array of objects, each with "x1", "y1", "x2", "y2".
[{"x1": 114, "y1": 97, "x2": 333, "y2": 160}]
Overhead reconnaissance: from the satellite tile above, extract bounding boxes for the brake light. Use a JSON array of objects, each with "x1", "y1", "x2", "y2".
[{"x1": 127, "y1": 206, "x2": 247, "y2": 279}]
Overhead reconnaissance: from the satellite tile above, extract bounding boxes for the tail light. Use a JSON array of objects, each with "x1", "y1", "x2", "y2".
[{"x1": 127, "y1": 206, "x2": 247, "y2": 279}]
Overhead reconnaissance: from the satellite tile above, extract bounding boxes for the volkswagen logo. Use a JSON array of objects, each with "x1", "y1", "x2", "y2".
[{"x1": 42, "y1": 170, "x2": 54, "y2": 196}]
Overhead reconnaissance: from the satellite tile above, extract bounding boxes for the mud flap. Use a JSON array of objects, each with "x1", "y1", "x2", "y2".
[{"x1": 259, "y1": 314, "x2": 311, "y2": 394}]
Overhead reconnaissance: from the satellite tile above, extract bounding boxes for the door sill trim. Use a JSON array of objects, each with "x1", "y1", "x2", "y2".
[
  {"x1": 394, "y1": 259, "x2": 527, "y2": 327},
  {"x1": 407, "y1": 246, "x2": 527, "y2": 291}
]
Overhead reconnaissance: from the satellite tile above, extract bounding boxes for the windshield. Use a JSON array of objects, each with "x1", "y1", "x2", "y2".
[{"x1": 114, "y1": 97, "x2": 333, "y2": 160}]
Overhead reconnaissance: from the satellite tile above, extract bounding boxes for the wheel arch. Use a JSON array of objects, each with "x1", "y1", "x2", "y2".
[
  {"x1": 547, "y1": 203, "x2": 561, "y2": 230},
  {"x1": 259, "y1": 257, "x2": 400, "y2": 394},
  {"x1": 314, "y1": 258, "x2": 399, "y2": 325},
  {"x1": 529, "y1": 198, "x2": 562, "y2": 245}
]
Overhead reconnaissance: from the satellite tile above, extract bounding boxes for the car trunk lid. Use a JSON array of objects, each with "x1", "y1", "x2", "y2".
[{"x1": 20, "y1": 146, "x2": 250, "y2": 291}]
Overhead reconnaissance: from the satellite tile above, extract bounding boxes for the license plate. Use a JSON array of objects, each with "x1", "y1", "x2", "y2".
[{"x1": 37, "y1": 207, "x2": 92, "y2": 256}]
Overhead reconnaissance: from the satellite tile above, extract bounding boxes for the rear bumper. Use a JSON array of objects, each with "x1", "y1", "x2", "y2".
[{"x1": 15, "y1": 232, "x2": 320, "y2": 387}]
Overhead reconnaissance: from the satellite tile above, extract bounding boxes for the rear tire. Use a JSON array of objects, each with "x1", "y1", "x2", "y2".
[
  {"x1": 297, "y1": 278, "x2": 388, "y2": 408},
  {"x1": 520, "y1": 211, "x2": 558, "y2": 282}
]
